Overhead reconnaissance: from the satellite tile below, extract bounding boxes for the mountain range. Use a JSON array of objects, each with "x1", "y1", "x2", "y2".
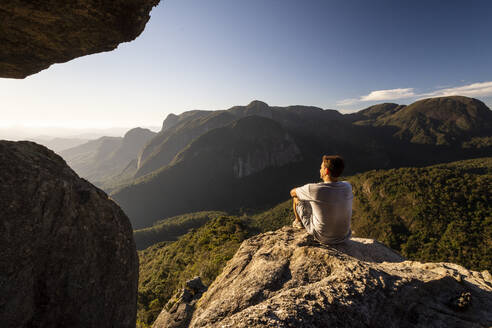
[{"x1": 57, "y1": 96, "x2": 492, "y2": 229}]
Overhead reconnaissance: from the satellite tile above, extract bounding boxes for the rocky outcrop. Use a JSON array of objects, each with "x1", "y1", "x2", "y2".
[
  {"x1": 0, "y1": 0, "x2": 159, "y2": 78},
  {"x1": 161, "y1": 113, "x2": 180, "y2": 132},
  {"x1": 0, "y1": 141, "x2": 139, "y2": 328},
  {"x1": 156, "y1": 227, "x2": 492, "y2": 327},
  {"x1": 152, "y1": 277, "x2": 207, "y2": 328}
]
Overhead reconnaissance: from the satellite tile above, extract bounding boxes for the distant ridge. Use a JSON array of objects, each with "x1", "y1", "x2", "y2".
[
  {"x1": 61, "y1": 127, "x2": 156, "y2": 183},
  {"x1": 352, "y1": 96, "x2": 492, "y2": 146},
  {"x1": 347, "y1": 102, "x2": 406, "y2": 123}
]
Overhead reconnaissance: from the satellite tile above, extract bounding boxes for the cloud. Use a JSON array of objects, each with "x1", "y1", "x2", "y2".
[
  {"x1": 360, "y1": 88, "x2": 415, "y2": 101},
  {"x1": 336, "y1": 81, "x2": 492, "y2": 107},
  {"x1": 337, "y1": 88, "x2": 415, "y2": 106},
  {"x1": 420, "y1": 81, "x2": 492, "y2": 98}
]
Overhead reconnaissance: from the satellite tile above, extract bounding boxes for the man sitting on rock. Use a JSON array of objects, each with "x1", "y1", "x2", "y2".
[{"x1": 290, "y1": 155, "x2": 353, "y2": 244}]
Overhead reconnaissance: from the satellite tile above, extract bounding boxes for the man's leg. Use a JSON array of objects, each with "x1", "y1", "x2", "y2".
[{"x1": 292, "y1": 197, "x2": 304, "y2": 228}]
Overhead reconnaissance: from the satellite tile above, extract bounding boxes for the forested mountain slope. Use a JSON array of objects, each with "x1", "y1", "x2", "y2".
[
  {"x1": 350, "y1": 157, "x2": 491, "y2": 270},
  {"x1": 133, "y1": 211, "x2": 227, "y2": 250},
  {"x1": 352, "y1": 96, "x2": 492, "y2": 146}
]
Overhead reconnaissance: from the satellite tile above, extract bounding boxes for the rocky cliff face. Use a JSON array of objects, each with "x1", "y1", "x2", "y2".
[
  {"x1": 232, "y1": 132, "x2": 301, "y2": 178},
  {"x1": 0, "y1": 0, "x2": 159, "y2": 78},
  {"x1": 0, "y1": 141, "x2": 139, "y2": 328},
  {"x1": 154, "y1": 227, "x2": 492, "y2": 328}
]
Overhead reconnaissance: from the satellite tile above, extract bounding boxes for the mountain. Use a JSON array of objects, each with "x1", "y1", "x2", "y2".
[
  {"x1": 136, "y1": 110, "x2": 237, "y2": 178},
  {"x1": 60, "y1": 127, "x2": 156, "y2": 184},
  {"x1": 352, "y1": 96, "x2": 492, "y2": 146},
  {"x1": 111, "y1": 97, "x2": 491, "y2": 229}
]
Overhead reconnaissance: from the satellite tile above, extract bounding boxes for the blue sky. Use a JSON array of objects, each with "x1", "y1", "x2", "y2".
[{"x1": 1, "y1": 0, "x2": 491, "y2": 132}]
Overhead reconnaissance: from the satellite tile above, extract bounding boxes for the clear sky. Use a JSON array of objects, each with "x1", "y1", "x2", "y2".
[{"x1": 1, "y1": 0, "x2": 492, "y2": 133}]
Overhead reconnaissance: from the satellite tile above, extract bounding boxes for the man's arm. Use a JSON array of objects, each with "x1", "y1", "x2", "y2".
[{"x1": 291, "y1": 184, "x2": 313, "y2": 201}]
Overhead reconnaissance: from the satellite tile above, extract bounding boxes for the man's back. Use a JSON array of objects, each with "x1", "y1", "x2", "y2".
[{"x1": 296, "y1": 181, "x2": 353, "y2": 244}]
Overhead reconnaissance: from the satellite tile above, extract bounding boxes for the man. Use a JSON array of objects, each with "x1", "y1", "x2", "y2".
[{"x1": 290, "y1": 155, "x2": 353, "y2": 244}]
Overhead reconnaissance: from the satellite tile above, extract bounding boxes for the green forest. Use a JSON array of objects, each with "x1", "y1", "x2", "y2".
[
  {"x1": 133, "y1": 211, "x2": 227, "y2": 250},
  {"x1": 136, "y1": 157, "x2": 491, "y2": 327},
  {"x1": 350, "y1": 157, "x2": 491, "y2": 271}
]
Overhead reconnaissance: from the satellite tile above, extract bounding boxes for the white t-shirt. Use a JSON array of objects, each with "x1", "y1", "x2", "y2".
[{"x1": 296, "y1": 181, "x2": 353, "y2": 244}]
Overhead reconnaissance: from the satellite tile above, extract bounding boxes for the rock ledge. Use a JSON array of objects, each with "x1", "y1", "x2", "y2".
[{"x1": 156, "y1": 226, "x2": 492, "y2": 328}]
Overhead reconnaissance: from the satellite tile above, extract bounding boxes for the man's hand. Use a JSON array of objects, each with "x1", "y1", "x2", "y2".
[{"x1": 290, "y1": 188, "x2": 297, "y2": 198}]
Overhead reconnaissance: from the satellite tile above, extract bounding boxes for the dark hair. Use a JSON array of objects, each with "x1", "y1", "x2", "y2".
[{"x1": 322, "y1": 155, "x2": 345, "y2": 177}]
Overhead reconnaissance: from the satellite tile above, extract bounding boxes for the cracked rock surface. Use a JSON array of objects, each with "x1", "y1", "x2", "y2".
[
  {"x1": 183, "y1": 227, "x2": 491, "y2": 328},
  {"x1": 0, "y1": 0, "x2": 159, "y2": 78},
  {"x1": 152, "y1": 277, "x2": 207, "y2": 328},
  {"x1": 0, "y1": 141, "x2": 139, "y2": 328}
]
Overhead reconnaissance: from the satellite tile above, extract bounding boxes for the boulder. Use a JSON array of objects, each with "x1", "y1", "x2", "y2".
[
  {"x1": 0, "y1": 0, "x2": 160, "y2": 78},
  {"x1": 180, "y1": 227, "x2": 491, "y2": 327},
  {"x1": 0, "y1": 141, "x2": 139, "y2": 327}
]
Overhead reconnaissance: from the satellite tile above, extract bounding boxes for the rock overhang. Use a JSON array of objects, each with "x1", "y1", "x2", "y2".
[{"x1": 0, "y1": 0, "x2": 160, "y2": 79}]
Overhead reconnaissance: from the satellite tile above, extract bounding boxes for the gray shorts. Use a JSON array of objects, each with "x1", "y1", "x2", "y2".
[
  {"x1": 296, "y1": 199, "x2": 352, "y2": 245},
  {"x1": 296, "y1": 200, "x2": 313, "y2": 233}
]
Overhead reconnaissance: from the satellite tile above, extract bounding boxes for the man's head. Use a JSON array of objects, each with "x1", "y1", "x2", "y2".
[{"x1": 320, "y1": 155, "x2": 345, "y2": 180}]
